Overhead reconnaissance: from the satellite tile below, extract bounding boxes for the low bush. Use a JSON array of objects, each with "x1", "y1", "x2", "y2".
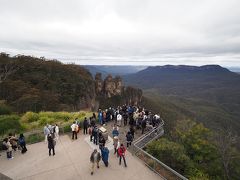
[
  {"x1": 26, "y1": 133, "x2": 45, "y2": 144},
  {"x1": 0, "y1": 103, "x2": 12, "y2": 115},
  {"x1": 21, "y1": 112, "x2": 39, "y2": 123},
  {"x1": 0, "y1": 115, "x2": 23, "y2": 135}
]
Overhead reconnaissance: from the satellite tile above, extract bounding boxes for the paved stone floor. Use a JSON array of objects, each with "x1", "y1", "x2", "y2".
[{"x1": 0, "y1": 133, "x2": 161, "y2": 180}]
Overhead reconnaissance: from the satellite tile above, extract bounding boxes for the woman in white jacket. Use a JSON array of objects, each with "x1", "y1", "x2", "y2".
[{"x1": 55, "y1": 124, "x2": 59, "y2": 140}]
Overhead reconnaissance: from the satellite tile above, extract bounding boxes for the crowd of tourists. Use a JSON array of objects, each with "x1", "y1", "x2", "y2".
[
  {"x1": 1, "y1": 104, "x2": 161, "y2": 176},
  {"x1": 77, "y1": 105, "x2": 161, "y2": 175},
  {"x1": 1, "y1": 133, "x2": 27, "y2": 159}
]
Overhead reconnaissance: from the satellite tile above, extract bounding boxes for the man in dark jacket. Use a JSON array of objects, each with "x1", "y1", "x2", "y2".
[
  {"x1": 141, "y1": 119, "x2": 147, "y2": 134},
  {"x1": 90, "y1": 149, "x2": 101, "y2": 175},
  {"x1": 126, "y1": 131, "x2": 133, "y2": 148},
  {"x1": 83, "y1": 117, "x2": 89, "y2": 135},
  {"x1": 98, "y1": 133, "x2": 106, "y2": 150},
  {"x1": 123, "y1": 113, "x2": 128, "y2": 126},
  {"x1": 47, "y1": 134, "x2": 55, "y2": 156},
  {"x1": 92, "y1": 126, "x2": 99, "y2": 145},
  {"x1": 18, "y1": 133, "x2": 27, "y2": 153}
]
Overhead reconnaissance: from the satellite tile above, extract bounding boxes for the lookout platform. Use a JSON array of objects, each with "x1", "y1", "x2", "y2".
[{"x1": 0, "y1": 133, "x2": 161, "y2": 180}]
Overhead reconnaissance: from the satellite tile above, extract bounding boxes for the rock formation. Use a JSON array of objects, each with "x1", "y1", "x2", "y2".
[
  {"x1": 95, "y1": 73, "x2": 103, "y2": 94},
  {"x1": 94, "y1": 73, "x2": 142, "y2": 105}
]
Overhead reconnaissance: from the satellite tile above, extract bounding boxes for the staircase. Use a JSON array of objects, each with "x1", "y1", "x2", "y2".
[{"x1": 132, "y1": 119, "x2": 188, "y2": 180}]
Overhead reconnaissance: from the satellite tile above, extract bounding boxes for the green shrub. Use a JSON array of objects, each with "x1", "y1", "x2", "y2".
[
  {"x1": 21, "y1": 112, "x2": 39, "y2": 123},
  {"x1": 39, "y1": 111, "x2": 71, "y2": 122},
  {"x1": 63, "y1": 124, "x2": 71, "y2": 133},
  {"x1": 0, "y1": 103, "x2": 12, "y2": 115},
  {"x1": 39, "y1": 116, "x2": 48, "y2": 126},
  {"x1": 26, "y1": 133, "x2": 44, "y2": 144},
  {"x1": 0, "y1": 115, "x2": 23, "y2": 135}
]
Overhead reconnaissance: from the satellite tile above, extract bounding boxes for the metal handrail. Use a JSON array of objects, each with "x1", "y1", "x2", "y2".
[
  {"x1": 133, "y1": 119, "x2": 164, "y2": 145},
  {"x1": 132, "y1": 119, "x2": 188, "y2": 180}
]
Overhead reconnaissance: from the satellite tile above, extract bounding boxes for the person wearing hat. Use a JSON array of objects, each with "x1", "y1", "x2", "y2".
[{"x1": 90, "y1": 149, "x2": 101, "y2": 175}]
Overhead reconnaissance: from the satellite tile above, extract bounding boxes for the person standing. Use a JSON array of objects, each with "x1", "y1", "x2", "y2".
[
  {"x1": 123, "y1": 113, "x2": 128, "y2": 126},
  {"x1": 113, "y1": 136, "x2": 120, "y2": 156},
  {"x1": 141, "y1": 118, "x2": 147, "y2": 134},
  {"x1": 130, "y1": 126, "x2": 135, "y2": 139},
  {"x1": 3, "y1": 138, "x2": 13, "y2": 159},
  {"x1": 117, "y1": 113, "x2": 122, "y2": 127},
  {"x1": 44, "y1": 124, "x2": 50, "y2": 143},
  {"x1": 126, "y1": 131, "x2": 133, "y2": 148},
  {"x1": 98, "y1": 133, "x2": 106, "y2": 150},
  {"x1": 18, "y1": 134, "x2": 27, "y2": 153},
  {"x1": 101, "y1": 146, "x2": 109, "y2": 167},
  {"x1": 98, "y1": 110, "x2": 103, "y2": 125},
  {"x1": 92, "y1": 126, "x2": 99, "y2": 145},
  {"x1": 55, "y1": 124, "x2": 59, "y2": 140},
  {"x1": 90, "y1": 149, "x2": 101, "y2": 175},
  {"x1": 89, "y1": 126, "x2": 93, "y2": 142},
  {"x1": 118, "y1": 144, "x2": 127, "y2": 167},
  {"x1": 112, "y1": 127, "x2": 119, "y2": 138},
  {"x1": 8, "y1": 133, "x2": 18, "y2": 151},
  {"x1": 71, "y1": 122, "x2": 77, "y2": 140},
  {"x1": 47, "y1": 134, "x2": 55, "y2": 156},
  {"x1": 83, "y1": 117, "x2": 89, "y2": 135}
]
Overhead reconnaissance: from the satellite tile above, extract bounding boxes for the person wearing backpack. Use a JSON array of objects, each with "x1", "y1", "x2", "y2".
[
  {"x1": 47, "y1": 134, "x2": 55, "y2": 156},
  {"x1": 98, "y1": 133, "x2": 106, "y2": 150},
  {"x1": 118, "y1": 144, "x2": 127, "y2": 167},
  {"x1": 19, "y1": 134, "x2": 27, "y2": 154},
  {"x1": 90, "y1": 149, "x2": 101, "y2": 175},
  {"x1": 71, "y1": 122, "x2": 77, "y2": 140}
]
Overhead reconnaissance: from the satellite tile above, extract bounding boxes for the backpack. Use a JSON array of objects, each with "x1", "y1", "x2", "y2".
[
  {"x1": 19, "y1": 138, "x2": 25, "y2": 145},
  {"x1": 2, "y1": 142, "x2": 7, "y2": 150},
  {"x1": 53, "y1": 126, "x2": 56, "y2": 133}
]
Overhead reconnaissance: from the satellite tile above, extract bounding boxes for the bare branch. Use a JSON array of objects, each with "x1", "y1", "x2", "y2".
[{"x1": 0, "y1": 62, "x2": 21, "y2": 84}]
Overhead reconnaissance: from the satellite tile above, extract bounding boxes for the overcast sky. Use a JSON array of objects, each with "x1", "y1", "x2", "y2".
[{"x1": 0, "y1": 0, "x2": 240, "y2": 66}]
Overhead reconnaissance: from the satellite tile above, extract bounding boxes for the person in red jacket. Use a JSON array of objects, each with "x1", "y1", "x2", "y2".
[{"x1": 118, "y1": 143, "x2": 127, "y2": 167}]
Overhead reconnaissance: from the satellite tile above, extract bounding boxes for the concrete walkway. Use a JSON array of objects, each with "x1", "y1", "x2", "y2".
[{"x1": 0, "y1": 134, "x2": 161, "y2": 180}]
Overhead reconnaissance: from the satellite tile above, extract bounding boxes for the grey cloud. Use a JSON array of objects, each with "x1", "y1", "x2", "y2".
[{"x1": 0, "y1": 0, "x2": 240, "y2": 67}]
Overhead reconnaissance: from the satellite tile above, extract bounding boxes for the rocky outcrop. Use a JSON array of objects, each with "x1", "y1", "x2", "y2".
[
  {"x1": 123, "y1": 86, "x2": 143, "y2": 105},
  {"x1": 95, "y1": 73, "x2": 103, "y2": 94},
  {"x1": 103, "y1": 75, "x2": 123, "y2": 98},
  {"x1": 94, "y1": 73, "x2": 142, "y2": 105}
]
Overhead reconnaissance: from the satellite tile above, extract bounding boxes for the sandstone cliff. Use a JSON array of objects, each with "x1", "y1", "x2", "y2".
[{"x1": 94, "y1": 73, "x2": 142, "y2": 106}]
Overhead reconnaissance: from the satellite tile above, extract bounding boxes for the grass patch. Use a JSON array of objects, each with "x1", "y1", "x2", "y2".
[{"x1": 25, "y1": 133, "x2": 45, "y2": 144}]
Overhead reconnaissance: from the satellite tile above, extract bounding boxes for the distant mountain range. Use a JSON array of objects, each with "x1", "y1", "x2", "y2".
[
  {"x1": 84, "y1": 65, "x2": 240, "y2": 77},
  {"x1": 123, "y1": 65, "x2": 240, "y2": 136},
  {"x1": 84, "y1": 65, "x2": 146, "y2": 78}
]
